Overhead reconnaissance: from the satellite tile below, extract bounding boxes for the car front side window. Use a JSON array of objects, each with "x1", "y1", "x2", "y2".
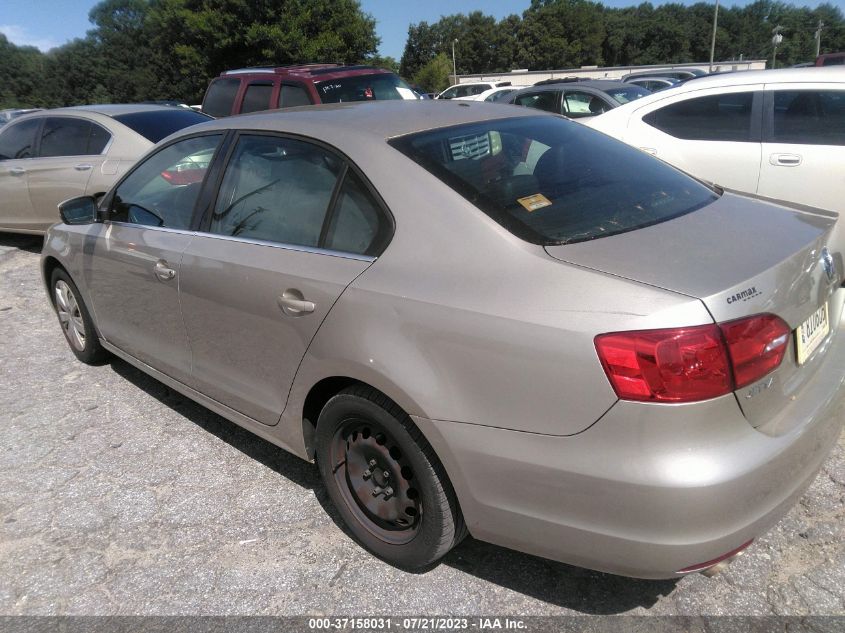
[
  {"x1": 771, "y1": 90, "x2": 845, "y2": 145},
  {"x1": 209, "y1": 135, "x2": 342, "y2": 248},
  {"x1": 109, "y1": 134, "x2": 222, "y2": 229},
  {"x1": 0, "y1": 118, "x2": 40, "y2": 160}
]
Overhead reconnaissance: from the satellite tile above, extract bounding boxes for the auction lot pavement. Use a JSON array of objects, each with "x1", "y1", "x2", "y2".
[{"x1": 1, "y1": 233, "x2": 843, "y2": 616}]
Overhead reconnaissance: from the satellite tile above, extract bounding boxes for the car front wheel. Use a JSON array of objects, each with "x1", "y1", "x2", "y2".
[{"x1": 51, "y1": 268, "x2": 107, "y2": 364}]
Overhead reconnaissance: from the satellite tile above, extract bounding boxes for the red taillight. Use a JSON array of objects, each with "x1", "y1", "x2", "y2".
[
  {"x1": 161, "y1": 166, "x2": 206, "y2": 186},
  {"x1": 595, "y1": 313, "x2": 790, "y2": 403},
  {"x1": 595, "y1": 325, "x2": 732, "y2": 402},
  {"x1": 720, "y1": 314, "x2": 790, "y2": 388}
]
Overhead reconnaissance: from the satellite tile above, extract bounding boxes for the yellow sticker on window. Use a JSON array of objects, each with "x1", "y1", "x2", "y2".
[{"x1": 517, "y1": 193, "x2": 552, "y2": 212}]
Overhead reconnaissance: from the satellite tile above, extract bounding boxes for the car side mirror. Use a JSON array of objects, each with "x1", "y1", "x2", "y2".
[{"x1": 58, "y1": 196, "x2": 98, "y2": 225}]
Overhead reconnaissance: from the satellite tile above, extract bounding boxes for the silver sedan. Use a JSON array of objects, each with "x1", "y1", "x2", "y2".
[{"x1": 41, "y1": 101, "x2": 845, "y2": 578}]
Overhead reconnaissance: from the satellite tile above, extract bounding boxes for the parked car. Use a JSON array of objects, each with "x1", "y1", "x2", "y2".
[
  {"x1": 0, "y1": 104, "x2": 211, "y2": 234},
  {"x1": 505, "y1": 80, "x2": 650, "y2": 119},
  {"x1": 436, "y1": 81, "x2": 512, "y2": 99},
  {"x1": 455, "y1": 86, "x2": 525, "y2": 103},
  {"x1": 626, "y1": 76, "x2": 680, "y2": 92},
  {"x1": 42, "y1": 100, "x2": 844, "y2": 578},
  {"x1": 622, "y1": 69, "x2": 707, "y2": 82},
  {"x1": 202, "y1": 64, "x2": 420, "y2": 117},
  {"x1": 816, "y1": 52, "x2": 845, "y2": 66},
  {"x1": 585, "y1": 68, "x2": 845, "y2": 233}
]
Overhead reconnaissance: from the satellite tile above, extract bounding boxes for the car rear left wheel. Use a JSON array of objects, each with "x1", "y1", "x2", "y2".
[
  {"x1": 315, "y1": 385, "x2": 466, "y2": 568},
  {"x1": 51, "y1": 268, "x2": 108, "y2": 364}
]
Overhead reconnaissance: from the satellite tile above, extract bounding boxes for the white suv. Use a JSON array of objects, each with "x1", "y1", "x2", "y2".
[
  {"x1": 586, "y1": 67, "x2": 845, "y2": 217},
  {"x1": 436, "y1": 81, "x2": 511, "y2": 99}
]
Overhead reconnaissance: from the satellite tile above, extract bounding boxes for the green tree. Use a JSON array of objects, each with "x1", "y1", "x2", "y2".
[
  {"x1": 413, "y1": 52, "x2": 452, "y2": 93},
  {"x1": 148, "y1": 0, "x2": 380, "y2": 102},
  {"x1": 516, "y1": 0, "x2": 606, "y2": 70}
]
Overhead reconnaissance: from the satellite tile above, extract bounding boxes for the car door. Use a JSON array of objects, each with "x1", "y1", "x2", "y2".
[
  {"x1": 758, "y1": 85, "x2": 845, "y2": 214},
  {"x1": 0, "y1": 117, "x2": 41, "y2": 232},
  {"x1": 179, "y1": 133, "x2": 386, "y2": 425},
  {"x1": 623, "y1": 85, "x2": 763, "y2": 192},
  {"x1": 26, "y1": 116, "x2": 113, "y2": 231},
  {"x1": 85, "y1": 133, "x2": 225, "y2": 383}
]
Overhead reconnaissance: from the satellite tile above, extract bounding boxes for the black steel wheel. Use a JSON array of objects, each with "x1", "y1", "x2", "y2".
[{"x1": 315, "y1": 385, "x2": 466, "y2": 568}]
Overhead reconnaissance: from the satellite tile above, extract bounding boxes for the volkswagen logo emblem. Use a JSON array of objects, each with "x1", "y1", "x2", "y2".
[{"x1": 821, "y1": 247, "x2": 836, "y2": 283}]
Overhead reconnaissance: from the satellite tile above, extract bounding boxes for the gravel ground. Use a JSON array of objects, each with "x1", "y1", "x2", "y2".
[{"x1": 0, "y1": 233, "x2": 843, "y2": 617}]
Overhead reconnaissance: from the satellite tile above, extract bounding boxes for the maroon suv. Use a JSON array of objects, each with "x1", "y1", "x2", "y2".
[{"x1": 201, "y1": 64, "x2": 420, "y2": 117}]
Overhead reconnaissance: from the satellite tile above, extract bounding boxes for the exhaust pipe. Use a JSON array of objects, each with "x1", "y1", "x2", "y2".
[{"x1": 676, "y1": 539, "x2": 754, "y2": 576}]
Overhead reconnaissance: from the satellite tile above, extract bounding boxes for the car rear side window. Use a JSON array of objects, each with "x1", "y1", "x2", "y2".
[
  {"x1": 109, "y1": 134, "x2": 222, "y2": 229},
  {"x1": 644, "y1": 92, "x2": 755, "y2": 141},
  {"x1": 323, "y1": 170, "x2": 382, "y2": 255},
  {"x1": 39, "y1": 117, "x2": 112, "y2": 157},
  {"x1": 771, "y1": 90, "x2": 845, "y2": 145},
  {"x1": 241, "y1": 82, "x2": 274, "y2": 114},
  {"x1": 0, "y1": 118, "x2": 39, "y2": 160},
  {"x1": 113, "y1": 110, "x2": 211, "y2": 143},
  {"x1": 513, "y1": 91, "x2": 558, "y2": 113},
  {"x1": 280, "y1": 84, "x2": 312, "y2": 108},
  {"x1": 209, "y1": 135, "x2": 342, "y2": 248},
  {"x1": 202, "y1": 78, "x2": 241, "y2": 117},
  {"x1": 390, "y1": 116, "x2": 717, "y2": 245}
]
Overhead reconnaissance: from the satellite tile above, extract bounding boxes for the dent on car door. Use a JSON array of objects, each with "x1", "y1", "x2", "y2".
[
  {"x1": 85, "y1": 133, "x2": 224, "y2": 382},
  {"x1": 0, "y1": 118, "x2": 40, "y2": 231},
  {"x1": 26, "y1": 117, "x2": 112, "y2": 230},
  {"x1": 179, "y1": 133, "x2": 386, "y2": 425},
  {"x1": 632, "y1": 88, "x2": 763, "y2": 191},
  {"x1": 758, "y1": 87, "x2": 845, "y2": 216}
]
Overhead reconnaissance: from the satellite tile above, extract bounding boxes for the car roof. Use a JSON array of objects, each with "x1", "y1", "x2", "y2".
[
  {"x1": 219, "y1": 64, "x2": 396, "y2": 82},
  {"x1": 22, "y1": 104, "x2": 188, "y2": 118},
  {"x1": 529, "y1": 79, "x2": 634, "y2": 90},
  {"x1": 666, "y1": 66, "x2": 845, "y2": 89},
  {"x1": 170, "y1": 100, "x2": 547, "y2": 141}
]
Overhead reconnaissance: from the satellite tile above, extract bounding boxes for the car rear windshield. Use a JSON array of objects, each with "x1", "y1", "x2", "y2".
[
  {"x1": 113, "y1": 110, "x2": 212, "y2": 143},
  {"x1": 315, "y1": 73, "x2": 417, "y2": 103},
  {"x1": 389, "y1": 116, "x2": 718, "y2": 245}
]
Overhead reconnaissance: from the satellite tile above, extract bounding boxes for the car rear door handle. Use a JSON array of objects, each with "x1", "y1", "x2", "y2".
[
  {"x1": 277, "y1": 290, "x2": 315, "y2": 316},
  {"x1": 154, "y1": 260, "x2": 176, "y2": 281},
  {"x1": 770, "y1": 153, "x2": 802, "y2": 166},
  {"x1": 74, "y1": 163, "x2": 93, "y2": 171},
  {"x1": 8, "y1": 167, "x2": 26, "y2": 176}
]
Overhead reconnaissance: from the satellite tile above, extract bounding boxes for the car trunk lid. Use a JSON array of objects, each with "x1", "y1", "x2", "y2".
[{"x1": 545, "y1": 192, "x2": 842, "y2": 428}]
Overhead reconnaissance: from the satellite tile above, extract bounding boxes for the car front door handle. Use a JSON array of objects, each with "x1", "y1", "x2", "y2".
[
  {"x1": 277, "y1": 290, "x2": 315, "y2": 316},
  {"x1": 770, "y1": 153, "x2": 802, "y2": 167},
  {"x1": 8, "y1": 167, "x2": 26, "y2": 176},
  {"x1": 154, "y1": 260, "x2": 176, "y2": 282},
  {"x1": 74, "y1": 163, "x2": 93, "y2": 171}
]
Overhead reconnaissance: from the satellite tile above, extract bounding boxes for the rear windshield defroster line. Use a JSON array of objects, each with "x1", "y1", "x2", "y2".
[{"x1": 389, "y1": 116, "x2": 718, "y2": 246}]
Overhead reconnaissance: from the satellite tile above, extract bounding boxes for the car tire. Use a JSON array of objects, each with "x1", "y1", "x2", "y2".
[
  {"x1": 51, "y1": 268, "x2": 108, "y2": 365},
  {"x1": 315, "y1": 385, "x2": 467, "y2": 568}
]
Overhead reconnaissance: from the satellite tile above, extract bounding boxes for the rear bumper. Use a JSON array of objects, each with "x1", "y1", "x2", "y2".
[{"x1": 414, "y1": 319, "x2": 845, "y2": 579}]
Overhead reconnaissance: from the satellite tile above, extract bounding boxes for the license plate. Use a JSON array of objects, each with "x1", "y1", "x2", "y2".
[{"x1": 795, "y1": 302, "x2": 829, "y2": 365}]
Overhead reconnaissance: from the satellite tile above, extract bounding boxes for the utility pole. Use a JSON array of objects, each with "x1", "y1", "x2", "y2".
[
  {"x1": 771, "y1": 25, "x2": 783, "y2": 69},
  {"x1": 814, "y1": 20, "x2": 825, "y2": 58},
  {"x1": 709, "y1": 0, "x2": 720, "y2": 73},
  {"x1": 451, "y1": 39, "x2": 458, "y2": 84}
]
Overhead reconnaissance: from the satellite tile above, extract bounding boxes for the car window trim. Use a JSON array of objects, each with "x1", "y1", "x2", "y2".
[
  {"x1": 101, "y1": 130, "x2": 229, "y2": 230},
  {"x1": 197, "y1": 128, "x2": 395, "y2": 258}
]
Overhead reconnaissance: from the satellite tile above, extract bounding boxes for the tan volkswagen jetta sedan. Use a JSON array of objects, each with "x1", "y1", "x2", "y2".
[
  {"x1": 41, "y1": 101, "x2": 845, "y2": 578},
  {"x1": 0, "y1": 104, "x2": 211, "y2": 234}
]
